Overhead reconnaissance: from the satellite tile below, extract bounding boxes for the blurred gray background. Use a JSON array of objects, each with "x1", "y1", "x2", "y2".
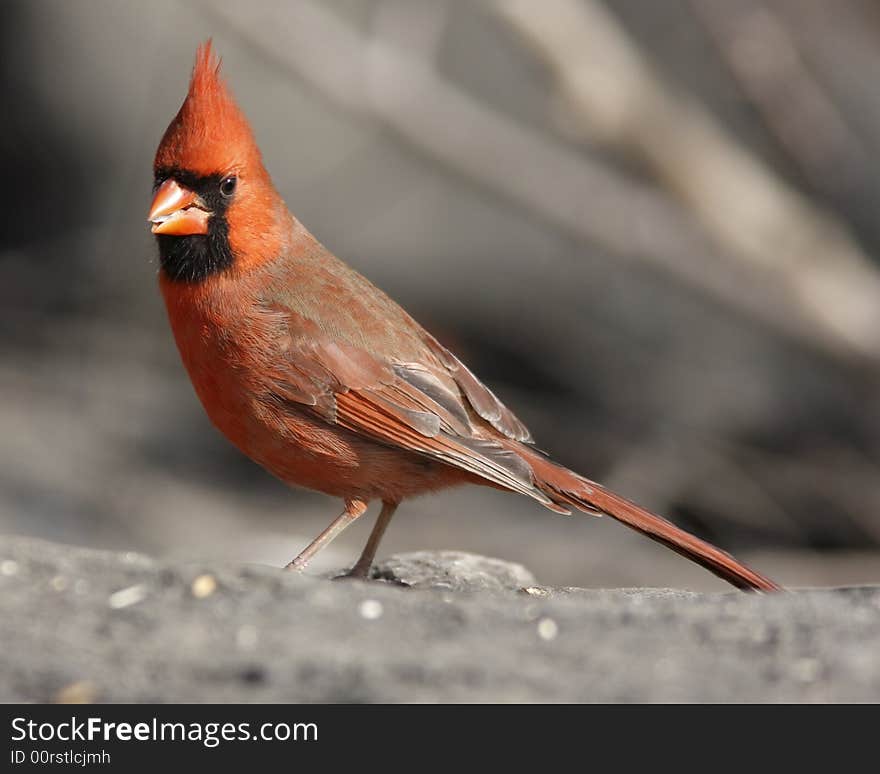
[{"x1": 4, "y1": 0, "x2": 880, "y2": 590}]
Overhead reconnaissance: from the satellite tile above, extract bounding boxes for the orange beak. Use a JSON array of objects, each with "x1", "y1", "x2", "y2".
[{"x1": 148, "y1": 179, "x2": 211, "y2": 235}]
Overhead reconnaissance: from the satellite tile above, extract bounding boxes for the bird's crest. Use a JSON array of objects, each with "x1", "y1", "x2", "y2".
[{"x1": 154, "y1": 40, "x2": 264, "y2": 178}]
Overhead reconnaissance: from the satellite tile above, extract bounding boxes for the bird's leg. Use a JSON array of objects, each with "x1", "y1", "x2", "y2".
[
  {"x1": 344, "y1": 500, "x2": 400, "y2": 579},
  {"x1": 285, "y1": 498, "x2": 368, "y2": 572}
]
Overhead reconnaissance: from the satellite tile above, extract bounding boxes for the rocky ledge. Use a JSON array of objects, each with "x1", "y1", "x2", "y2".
[{"x1": 1, "y1": 535, "x2": 878, "y2": 702}]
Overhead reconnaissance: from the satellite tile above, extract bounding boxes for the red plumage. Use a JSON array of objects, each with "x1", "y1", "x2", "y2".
[{"x1": 149, "y1": 42, "x2": 780, "y2": 592}]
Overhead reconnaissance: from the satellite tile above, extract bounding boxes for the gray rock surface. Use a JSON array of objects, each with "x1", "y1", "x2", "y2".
[
  {"x1": 1, "y1": 535, "x2": 878, "y2": 703},
  {"x1": 371, "y1": 550, "x2": 536, "y2": 592}
]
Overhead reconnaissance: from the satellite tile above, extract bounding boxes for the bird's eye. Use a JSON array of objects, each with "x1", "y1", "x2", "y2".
[{"x1": 219, "y1": 176, "x2": 237, "y2": 197}]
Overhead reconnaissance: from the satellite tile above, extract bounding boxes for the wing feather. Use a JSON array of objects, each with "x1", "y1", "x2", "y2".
[{"x1": 260, "y1": 305, "x2": 545, "y2": 501}]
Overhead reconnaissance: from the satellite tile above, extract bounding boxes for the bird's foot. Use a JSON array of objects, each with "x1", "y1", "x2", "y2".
[
  {"x1": 332, "y1": 564, "x2": 410, "y2": 587},
  {"x1": 332, "y1": 562, "x2": 373, "y2": 581}
]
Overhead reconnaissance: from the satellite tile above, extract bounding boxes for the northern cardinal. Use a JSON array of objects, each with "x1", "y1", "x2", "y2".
[{"x1": 149, "y1": 42, "x2": 779, "y2": 592}]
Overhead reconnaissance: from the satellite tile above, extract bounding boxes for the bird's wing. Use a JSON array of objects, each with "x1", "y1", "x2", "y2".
[{"x1": 260, "y1": 305, "x2": 558, "y2": 507}]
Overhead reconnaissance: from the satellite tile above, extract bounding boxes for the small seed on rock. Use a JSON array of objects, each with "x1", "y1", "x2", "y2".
[
  {"x1": 55, "y1": 680, "x2": 97, "y2": 705},
  {"x1": 191, "y1": 574, "x2": 217, "y2": 598},
  {"x1": 108, "y1": 584, "x2": 148, "y2": 609},
  {"x1": 358, "y1": 599, "x2": 383, "y2": 620},
  {"x1": 50, "y1": 576, "x2": 68, "y2": 592},
  {"x1": 537, "y1": 617, "x2": 559, "y2": 641},
  {"x1": 0, "y1": 559, "x2": 19, "y2": 576}
]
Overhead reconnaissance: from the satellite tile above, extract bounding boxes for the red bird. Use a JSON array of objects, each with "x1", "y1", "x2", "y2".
[{"x1": 149, "y1": 42, "x2": 779, "y2": 592}]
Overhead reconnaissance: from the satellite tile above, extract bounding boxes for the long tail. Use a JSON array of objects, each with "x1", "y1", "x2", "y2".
[{"x1": 522, "y1": 449, "x2": 781, "y2": 592}]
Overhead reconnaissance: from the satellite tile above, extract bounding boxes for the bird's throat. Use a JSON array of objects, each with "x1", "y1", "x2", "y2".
[{"x1": 156, "y1": 219, "x2": 235, "y2": 284}]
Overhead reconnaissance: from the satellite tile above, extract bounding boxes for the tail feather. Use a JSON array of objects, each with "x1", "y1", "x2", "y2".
[{"x1": 525, "y1": 451, "x2": 781, "y2": 593}]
